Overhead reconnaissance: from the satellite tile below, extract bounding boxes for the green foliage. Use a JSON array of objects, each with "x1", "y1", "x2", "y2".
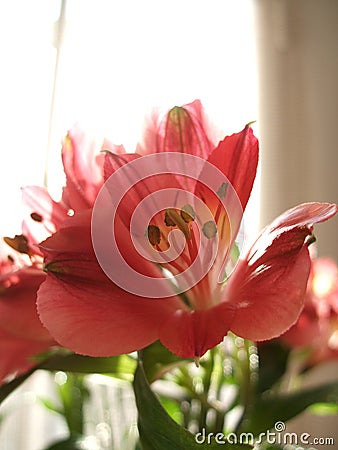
[
  {"x1": 308, "y1": 402, "x2": 338, "y2": 415},
  {"x1": 141, "y1": 340, "x2": 188, "y2": 382},
  {"x1": 0, "y1": 352, "x2": 136, "y2": 406},
  {"x1": 41, "y1": 352, "x2": 137, "y2": 379},
  {"x1": 244, "y1": 381, "x2": 338, "y2": 434},
  {"x1": 133, "y1": 358, "x2": 252, "y2": 450},
  {"x1": 257, "y1": 341, "x2": 290, "y2": 393},
  {"x1": 54, "y1": 373, "x2": 88, "y2": 436}
]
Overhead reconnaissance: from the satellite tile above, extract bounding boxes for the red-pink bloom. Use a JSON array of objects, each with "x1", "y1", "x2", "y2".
[
  {"x1": 0, "y1": 240, "x2": 55, "y2": 384},
  {"x1": 36, "y1": 101, "x2": 338, "y2": 361},
  {"x1": 281, "y1": 257, "x2": 338, "y2": 364},
  {"x1": 21, "y1": 124, "x2": 114, "y2": 256},
  {"x1": 0, "y1": 125, "x2": 112, "y2": 383}
]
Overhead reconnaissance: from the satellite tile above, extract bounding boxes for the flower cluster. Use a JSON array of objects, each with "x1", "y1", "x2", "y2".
[
  {"x1": 282, "y1": 257, "x2": 338, "y2": 364},
  {"x1": 1, "y1": 100, "x2": 337, "y2": 385}
]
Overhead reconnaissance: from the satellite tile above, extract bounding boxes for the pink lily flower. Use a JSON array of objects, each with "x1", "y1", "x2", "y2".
[
  {"x1": 36, "y1": 101, "x2": 337, "y2": 361},
  {"x1": 20, "y1": 124, "x2": 115, "y2": 256},
  {"x1": 281, "y1": 257, "x2": 338, "y2": 364},
  {"x1": 0, "y1": 240, "x2": 55, "y2": 384},
  {"x1": 0, "y1": 125, "x2": 114, "y2": 383}
]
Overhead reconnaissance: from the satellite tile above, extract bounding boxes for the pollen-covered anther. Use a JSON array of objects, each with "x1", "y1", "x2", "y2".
[
  {"x1": 306, "y1": 233, "x2": 316, "y2": 247},
  {"x1": 30, "y1": 212, "x2": 43, "y2": 222},
  {"x1": 147, "y1": 225, "x2": 161, "y2": 246},
  {"x1": 3, "y1": 234, "x2": 30, "y2": 255},
  {"x1": 217, "y1": 182, "x2": 228, "y2": 199},
  {"x1": 7, "y1": 254, "x2": 15, "y2": 263},
  {"x1": 202, "y1": 221, "x2": 217, "y2": 239},
  {"x1": 180, "y1": 204, "x2": 195, "y2": 223},
  {"x1": 164, "y1": 211, "x2": 177, "y2": 227},
  {"x1": 164, "y1": 208, "x2": 191, "y2": 240}
]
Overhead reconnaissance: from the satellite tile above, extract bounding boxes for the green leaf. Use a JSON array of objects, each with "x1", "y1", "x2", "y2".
[
  {"x1": 308, "y1": 402, "x2": 338, "y2": 415},
  {"x1": 38, "y1": 396, "x2": 63, "y2": 415},
  {"x1": 133, "y1": 359, "x2": 252, "y2": 450},
  {"x1": 0, "y1": 353, "x2": 136, "y2": 406},
  {"x1": 55, "y1": 373, "x2": 88, "y2": 436},
  {"x1": 245, "y1": 381, "x2": 338, "y2": 434},
  {"x1": 141, "y1": 340, "x2": 189, "y2": 382},
  {"x1": 41, "y1": 353, "x2": 137, "y2": 378},
  {"x1": 257, "y1": 341, "x2": 290, "y2": 393}
]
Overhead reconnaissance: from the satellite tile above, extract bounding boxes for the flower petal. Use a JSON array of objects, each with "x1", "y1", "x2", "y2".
[
  {"x1": 225, "y1": 202, "x2": 337, "y2": 341},
  {"x1": 159, "y1": 302, "x2": 235, "y2": 358},
  {"x1": 137, "y1": 100, "x2": 216, "y2": 158},
  {"x1": 61, "y1": 125, "x2": 106, "y2": 210},
  {"x1": 0, "y1": 328, "x2": 51, "y2": 384},
  {"x1": 228, "y1": 245, "x2": 311, "y2": 341},
  {"x1": 37, "y1": 210, "x2": 185, "y2": 356},
  {"x1": 266, "y1": 202, "x2": 337, "y2": 230},
  {"x1": 0, "y1": 268, "x2": 52, "y2": 342},
  {"x1": 21, "y1": 186, "x2": 68, "y2": 253},
  {"x1": 37, "y1": 275, "x2": 180, "y2": 356},
  {"x1": 205, "y1": 125, "x2": 258, "y2": 210}
]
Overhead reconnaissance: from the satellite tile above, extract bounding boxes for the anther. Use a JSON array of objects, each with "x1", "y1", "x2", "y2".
[
  {"x1": 180, "y1": 204, "x2": 195, "y2": 223},
  {"x1": 30, "y1": 212, "x2": 43, "y2": 222},
  {"x1": 306, "y1": 234, "x2": 317, "y2": 247},
  {"x1": 7, "y1": 254, "x2": 15, "y2": 263},
  {"x1": 164, "y1": 211, "x2": 177, "y2": 227},
  {"x1": 202, "y1": 221, "x2": 217, "y2": 239},
  {"x1": 164, "y1": 209, "x2": 191, "y2": 240},
  {"x1": 3, "y1": 235, "x2": 30, "y2": 255},
  {"x1": 217, "y1": 182, "x2": 228, "y2": 199},
  {"x1": 147, "y1": 225, "x2": 161, "y2": 246}
]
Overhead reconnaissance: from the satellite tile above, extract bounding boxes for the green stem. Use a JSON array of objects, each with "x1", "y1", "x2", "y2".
[{"x1": 234, "y1": 338, "x2": 257, "y2": 433}]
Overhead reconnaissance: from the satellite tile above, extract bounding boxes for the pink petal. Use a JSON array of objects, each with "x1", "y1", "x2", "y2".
[
  {"x1": 0, "y1": 328, "x2": 51, "y2": 384},
  {"x1": 61, "y1": 125, "x2": 106, "y2": 210},
  {"x1": 205, "y1": 125, "x2": 258, "y2": 210},
  {"x1": 21, "y1": 186, "x2": 68, "y2": 253},
  {"x1": 281, "y1": 308, "x2": 321, "y2": 348},
  {"x1": 0, "y1": 268, "x2": 52, "y2": 342},
  {"x1": 137, "y1": 100, "x2": 216, "y2": 159},
  {"x1": 39, "y1": 210, "x2": 167, "y2": 283},
  {"x1": 228, "y1": 245, "x2": 311, "y2": 341},
  {"x1": 37, "y1": 275, "x2": 180, "y2": 356},
  {"x1": 37, "y1": 210, "x2": 185, "y2": 356},
  {"x1": 267, "y1": 202, "x2": 337, "y2": 230},
  {"x1": 103, "y1": 152, "x2": 141, "y2": 181},
  {"x1": 159, "y1": 302, "x2": 235, "y2": 358},
  {"x1": 225, "y1": 202, "x2": 337, "y2": 341}
]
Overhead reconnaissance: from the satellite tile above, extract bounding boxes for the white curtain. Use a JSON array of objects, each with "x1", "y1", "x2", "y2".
[
  {"x1": 255, "y1": 0, "x2": 338, "y2": 260},
  {"x1": 255, "y1": 1, "x2": 338, "y2": 445}
]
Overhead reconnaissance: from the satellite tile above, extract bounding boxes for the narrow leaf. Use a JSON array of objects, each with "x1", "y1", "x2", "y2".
[
  {"x1": 41, "y1": 353, "x2": 137, "y2": 378},
  {"x1": 257, "y1": 342, "x2": 290, "y2": 393},
  {"x1": 141, "y1": 340, "x2": 188, "y2": 382},
  {"x1": 245, "y1": 381, "x2": 338, "y2": 434},
  {"x1": 133, "y1": 359, "x2": 252, "y2": 449}
]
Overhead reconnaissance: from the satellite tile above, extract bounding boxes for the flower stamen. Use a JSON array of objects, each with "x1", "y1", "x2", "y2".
[
  {"x1": 147, "y1": 225, "x2": 161, "y2": 246},
  {"x1": 202, "y1": 221, "x2": 217, "y2": 239},
  {"x1": 164, "y1": 208, "x2": 191, "y2": 240}
]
